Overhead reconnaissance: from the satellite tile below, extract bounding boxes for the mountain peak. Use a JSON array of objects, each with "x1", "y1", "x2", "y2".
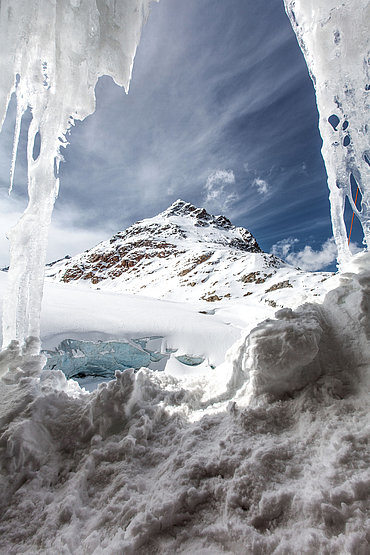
[
  {"x1": 162, "y1": 199, "x2": 233, "y2": 230},
  {"x1": 46, "y1": 201, "x2": 280, "y2": 300}
]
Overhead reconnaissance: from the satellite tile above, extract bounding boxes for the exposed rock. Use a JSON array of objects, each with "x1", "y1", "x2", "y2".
[
  {"x1": 240, "y1": 272, "x2": 273, "y2": 284},
  {"x1": 265, "y1": 281, "x2": 293, "y2": 293},
  {"x1": 202, "y1": 294, "x2": 223, "y2": 302}
]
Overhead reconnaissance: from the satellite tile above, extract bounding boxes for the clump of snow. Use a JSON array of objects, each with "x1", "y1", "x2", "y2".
[
  {"x1": 228, "y1": 251, "x2": 370, "y2": 402},
  {"x1": 283, "y1": 0, "x2": 370, "y2": 264},
  {"x1": 228, "y1": 304, "x2": 325, "y2": 399},
  {"x1": 0, "y1": 253, "x2": 369, "y2": 553},
  {"x1": 0, "y1": 0, "x2": 156, "y2": 348}
]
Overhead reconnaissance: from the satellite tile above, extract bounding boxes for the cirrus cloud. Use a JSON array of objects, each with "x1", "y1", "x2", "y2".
[
  {"x1": 252, "y1": 177, "x2": 269, "y2": 195},
  {"x1": 203, "y1": 169, "x2": 237, "y2": 214}
]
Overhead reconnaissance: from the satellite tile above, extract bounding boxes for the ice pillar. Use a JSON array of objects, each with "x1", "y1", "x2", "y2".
[
  {"x1": 283, "y1": 0, "x2": 370, "y2": 265},
  {"x1": 0, "y1": 0, "x2": 156, "y2": 349}
]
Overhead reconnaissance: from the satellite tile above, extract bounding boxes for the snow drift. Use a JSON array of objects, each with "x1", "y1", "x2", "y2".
[
  {"x1": 0, "y1": 253, "x2": 369, "y2": 554},
  {"x1": 228, "y1": 252, "x2": 370, "y2": 401}
]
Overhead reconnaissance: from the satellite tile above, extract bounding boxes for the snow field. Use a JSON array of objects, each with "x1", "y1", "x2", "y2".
[{"x1": 0, "y1": 252, "x2": 369, "y2": 553}]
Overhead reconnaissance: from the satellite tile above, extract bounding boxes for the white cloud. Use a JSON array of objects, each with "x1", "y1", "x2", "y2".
[
  {"x1": 252, "y1": 177, "x2": 269, "y2": 195},
  {"x1": 271, "y1": 237, "x2": 299, "y2": 259},
  {"x1": 349, "y1": 242, "x2": 363, "y2": 255},
  {"x1": 203, "y1": 169, "x2": 237, "y2": 214},
  {"x1": 271, "y1": 237, "x2": 338, "y2": 271},
  {"x1": 46, "y1": 219, "x2": 109, "y2": 263}
]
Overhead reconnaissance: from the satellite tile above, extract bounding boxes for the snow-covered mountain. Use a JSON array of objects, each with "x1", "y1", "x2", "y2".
[{"x1": 46, "y1": 199, "x2": 330, "y2": 304}]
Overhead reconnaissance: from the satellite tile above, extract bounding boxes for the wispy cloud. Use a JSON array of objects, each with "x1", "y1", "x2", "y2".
[
  {"x1": 203, "y1": 169, "x2": 237, "y2": 214},
  {"x1": 252, "y1": 177, "x2": 269, "y2": 195},
  {"x1": 271, "y1": 237, "x2": 338, "y2": 271}
]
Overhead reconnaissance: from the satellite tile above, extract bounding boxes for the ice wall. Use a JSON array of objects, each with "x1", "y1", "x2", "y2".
[
  {"x1": 283, "y1": 0, "x2": 370, "y2": 264},
  {"x1": 0, "y1": 0, "x2": 156, "y2": 349}
]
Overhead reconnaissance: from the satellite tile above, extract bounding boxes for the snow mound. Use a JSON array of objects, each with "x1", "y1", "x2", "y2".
[
  {"x1": 228, "y1": 251, "x2": 370, "y2": 401},
  {"x1": 228, "y1": 304, "x2": 325, "y2": 398}
]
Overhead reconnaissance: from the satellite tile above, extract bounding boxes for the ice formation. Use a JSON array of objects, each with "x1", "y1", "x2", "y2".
[
  {"x1": 0, "y1": 0, "x2": 156, "y2": 348},
  {"x1": 284, "y1": 0, "x2": 370, "y2": 264},
  {"x1": 43, "y1": 337, "x2": 205, "y2": 383}
]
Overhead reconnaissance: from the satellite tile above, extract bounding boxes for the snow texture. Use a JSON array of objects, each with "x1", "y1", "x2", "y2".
[
  {"x1": 0, "y1": 252, "x2": 369, "y2": 553},
  {"x1": 284, "y1": 0, "x2": 370, "y2": 264},
  {"x1": 0, "y1": 0, "x2": 155, "y2": 348}
]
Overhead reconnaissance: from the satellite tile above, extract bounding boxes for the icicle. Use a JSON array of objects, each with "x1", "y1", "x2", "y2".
[
  {"x1": 283, "y1": 0, "x2": 370, "y2": 266},
  {"x1": 0, "y1": 0, "x2": 158, "y2": 350},
  {"x1": 9, "y1": 88, "x2": 26, "y2": 194}
]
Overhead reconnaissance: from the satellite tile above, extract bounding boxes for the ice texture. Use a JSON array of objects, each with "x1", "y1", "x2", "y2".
[
  {"x1": 0, "y1": 0, "x2": 155, "y2": 348},
  {"x1": 44, "y1": 338, "x2": 153, "y2": 379},
  {"x1": 43, "y1": 338, "x2": 206, "y2": 389},
  {"x1": 284, "y1": 0, "x2": 370, "y2": 264}
]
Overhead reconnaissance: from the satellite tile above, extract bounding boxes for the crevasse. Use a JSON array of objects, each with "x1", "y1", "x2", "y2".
[
  {"x1": 283, "y1": 0, "x2": 370, "y2": 265},
  {"x1": 0, "y1": 0, "x2": 156, "y2": 349}
]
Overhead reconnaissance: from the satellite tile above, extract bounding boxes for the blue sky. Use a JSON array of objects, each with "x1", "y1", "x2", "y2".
[{"x1": 0, "y1": 0, "x2": 363, "y2": 270}]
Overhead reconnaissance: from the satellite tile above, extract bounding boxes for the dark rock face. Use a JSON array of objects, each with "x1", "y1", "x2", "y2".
[
  {"x1": 61, "y1": 239, "x2": 182, "y2": 284},
  {"x1": 166, "y1": 200, "x2": 237, "y2": 230}
]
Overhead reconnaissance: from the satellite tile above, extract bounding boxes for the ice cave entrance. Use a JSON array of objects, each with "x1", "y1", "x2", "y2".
[{"x1": 0, "y1": 0, "x2": 368, "y2": 373}]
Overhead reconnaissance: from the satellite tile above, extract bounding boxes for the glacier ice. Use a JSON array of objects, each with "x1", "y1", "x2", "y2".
[
  {"x1": 44, "y1": 339, "x2": 153, "y2": 379},
  {"x1": 0, "y1": 0, "x2": 156, "y2": 349},
  {"x1": 284, "y1": 0, "x2": 370, "y2": 265},
  {"x1": 43, "y1": 337, "x2": 206, "y2": 388}
]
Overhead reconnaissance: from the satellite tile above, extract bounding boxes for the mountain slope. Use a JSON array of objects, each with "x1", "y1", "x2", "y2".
[{"x1": 46, "y1": 200, "x2": 332, "y2": 305}]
